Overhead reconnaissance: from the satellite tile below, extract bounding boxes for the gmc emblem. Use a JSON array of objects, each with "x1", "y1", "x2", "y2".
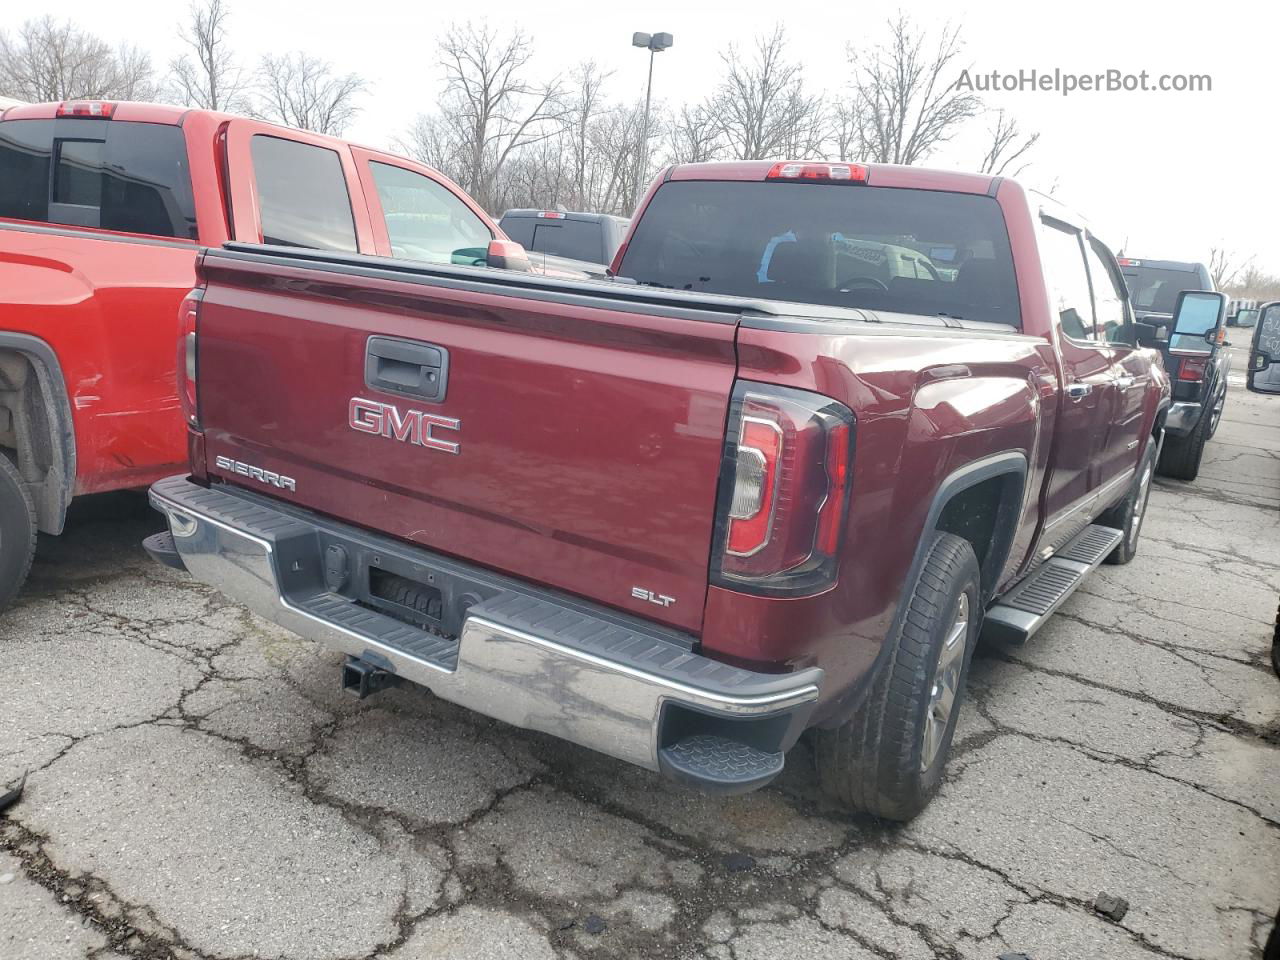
[{"x1": 349, "y1": 397, "x2": 460, "y2": 454}]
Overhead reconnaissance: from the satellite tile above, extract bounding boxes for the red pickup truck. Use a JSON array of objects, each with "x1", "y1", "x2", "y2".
[
  {"x1": 147, "y1": 160, "x2": 1187, "y2": 819},
  {"x1": 0, "y1": 100, "x2": 520, "y2": 608}
]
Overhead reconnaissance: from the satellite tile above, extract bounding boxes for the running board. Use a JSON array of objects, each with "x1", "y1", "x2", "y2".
[{"x1": 983, "y1": 524, "x2": 1123, "y2": 645}]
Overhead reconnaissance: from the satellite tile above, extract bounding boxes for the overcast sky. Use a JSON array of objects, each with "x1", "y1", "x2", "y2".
[{"x1": 7, "y1": 0, "x2": 1279, "y2": 274}]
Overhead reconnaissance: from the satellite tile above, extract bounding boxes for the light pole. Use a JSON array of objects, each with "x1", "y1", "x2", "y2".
[{"x1": 631, "y1": 31, "x2": 673, "y2": 209}]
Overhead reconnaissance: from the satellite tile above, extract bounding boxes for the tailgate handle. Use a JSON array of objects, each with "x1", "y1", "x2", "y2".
[{"x1": 365, "y1": 336, "x2": 449, "y2": 403}]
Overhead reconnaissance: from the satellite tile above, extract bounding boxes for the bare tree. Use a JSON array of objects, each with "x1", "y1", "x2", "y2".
[
  {"x1": 711, "y1": 27, "x2": 825, "y2": 161},
  {"x1": 170, "y1": 0, "x2": 249, "y2": 112},
  {"x1": 844, "y1": 14, "x2": 981, "y2": 165},
  {"x1": 434, "y1": 22, "x2": 567, "y2": 211},
  {"x1": 977, "y1": 108, "x2": 1040, "y2": 176},
  {"x1": 564, "y1": 61, "x2": 612, "y2": 208},
  {"x1": 1208, "y1": 245, "x2": 1252, "y2": 290},
  {"x1": 0, "y1": 16, "x2": 158, "y2": 101},
  {"x1": 667, "y1": 102, "x2": 723, "y2": 164},
  {"x1": 256, "y1": 52, "x2": 365, "y2": 135},
  {"x1": 830, "y1": 101, "x2": 862, "y2": 162},
  {"x1": 398, "y1": 113, "x2": 465, "y2": 183}
]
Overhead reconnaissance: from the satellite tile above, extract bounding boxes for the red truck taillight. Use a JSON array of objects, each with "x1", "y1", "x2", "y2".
[
  {"x1": 712, "y1": 383, "x2": 854, "y2": 596},
  {"x1": 177, "y1": 289, "x2": 203, "y2": 427}
]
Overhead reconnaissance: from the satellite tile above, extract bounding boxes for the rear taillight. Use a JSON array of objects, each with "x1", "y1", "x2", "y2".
[
  {"x1": 1177, "y1": 356, "x2": 1208, "y2": 381},
  {"x1": 177, "y1": 289, "x2": 203, "y2": 427},
  {"x1": 713, "y1": 383, "x2": 854, "y2": 596}
]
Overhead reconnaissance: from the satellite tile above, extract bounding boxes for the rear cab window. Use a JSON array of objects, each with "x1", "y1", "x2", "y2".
[
  {"x1": 250, "y1": 135, "x2": 357, "y2": 251},
  {"x1": 1121, "y1": 264, "x2": 1202, "y2": 313},
  {"x1": 0, "y1": 118, "x2": 197, "y2": 238},
  {"x1": 531, "y1": 220, "x2": 604, "y2": 263},
  {"x1": 616, "y1": 181, "x2": 1021, "y2": 326}
]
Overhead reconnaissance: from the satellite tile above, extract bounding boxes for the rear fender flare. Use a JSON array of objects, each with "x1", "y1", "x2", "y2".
[
  {"x1": 817, "y1": 451, "x2": 1027, "y2": 729},
  {"x1": 0, "y1": 333, "x2": 76, "y2": 534}
]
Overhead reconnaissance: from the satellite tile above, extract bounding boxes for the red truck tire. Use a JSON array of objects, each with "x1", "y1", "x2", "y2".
[
  {"x1": 0, "y1": 453, "x2": 37, "y2": 610},
  {"x1": 814, "y1": 533, "x2": 981, "y2": 821}
]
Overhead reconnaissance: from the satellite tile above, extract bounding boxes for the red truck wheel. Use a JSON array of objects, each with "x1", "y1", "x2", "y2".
[
  {"x1": 814, "y1": 532, "x2": 981, "y2": 821},
  {"x1": 0, "y1": 454, "x2": 36, "y2": 612}
]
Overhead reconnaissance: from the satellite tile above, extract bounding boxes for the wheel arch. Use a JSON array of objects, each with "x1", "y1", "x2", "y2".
[
  {"x1": 816, "y1": 451, "x2": 1028, "y2": 730},
  {"x1": 0, "y1": 333, "x2": 77, "y2": 534}
]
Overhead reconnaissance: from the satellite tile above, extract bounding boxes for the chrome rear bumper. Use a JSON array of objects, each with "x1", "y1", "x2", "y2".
[{"x1": 148, "y1": 476, "x2": 821, "y2": 790}]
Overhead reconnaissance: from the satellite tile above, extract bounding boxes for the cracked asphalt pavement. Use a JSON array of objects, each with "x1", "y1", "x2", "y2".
[{"x1": 3, "y1": 348, "x2": 1277, "y2": 960}]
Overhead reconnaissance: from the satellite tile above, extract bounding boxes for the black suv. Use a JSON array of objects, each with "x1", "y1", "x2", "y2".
[{"x1": 1120, "y1": 258, "x2": 1228, "y2": 481}]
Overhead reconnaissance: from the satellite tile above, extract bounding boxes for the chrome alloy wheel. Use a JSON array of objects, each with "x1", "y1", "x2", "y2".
[
  {"x1": 920, "y1": 592, "x2": 969, "y2": 771},
  {"x1": 1209, "y1": 391, "x2": 1226, "y2": 436}
]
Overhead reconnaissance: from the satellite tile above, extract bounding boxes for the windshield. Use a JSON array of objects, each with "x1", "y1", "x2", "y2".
[
  {"x1": 1121, "y1": 265, "x2": 1203, "y2": 314},
  {"x1": 617, "y1": 181, "x2": 1021, "y2": 326}
]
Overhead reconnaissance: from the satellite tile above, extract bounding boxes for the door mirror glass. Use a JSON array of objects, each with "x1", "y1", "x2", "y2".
[
  {"x1": 1248, "y1": 301, "x2": 1280, "y2": 395},
  {"x1": 1169, "y1": 290, "x2": 1225, "y2": 353}
]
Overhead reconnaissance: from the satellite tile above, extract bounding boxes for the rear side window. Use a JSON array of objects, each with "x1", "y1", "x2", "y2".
[
  {"x1": 369, "y1": 161, "x2": 491, "y2": 265},
  {"x1": 1039, "y1": 220, "x2": 1097, "y2": 342},
  {"x1": 617, "y1": 181, "x2": 1021, "y2": 326},
  {"x1": 251, "y1": 135, "x2": 357, "y2": 252},
  {"x1": 0, "y1": 118, "x2": 197, "y2": 238}
]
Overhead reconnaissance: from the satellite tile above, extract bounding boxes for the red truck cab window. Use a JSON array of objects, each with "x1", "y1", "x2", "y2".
[{"x1": 0, "y1": 118, "x2": 197, "y2": 238}]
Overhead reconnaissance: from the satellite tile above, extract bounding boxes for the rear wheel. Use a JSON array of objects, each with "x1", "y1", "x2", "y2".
[
  {"x1": 0, "y1": 454, "x2": 37, "y2": 612},
  {"x1": 1207, "y1": 385, "x2": 1226, "y2": 439},
  {"x1": 1158, "y1": 401, "x2": 1212, "y2": 481},
  {"x1": 1102, "y1": 440, "x2": 1157, "y2": 565},
  {"x1": 813, "y1": 533, "x2": 980, "y2": 821}
]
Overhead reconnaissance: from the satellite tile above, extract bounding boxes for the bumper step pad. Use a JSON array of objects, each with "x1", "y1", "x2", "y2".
[
  {"x1": 983, "y1": 523, "x2": 1122, "y2": 645},
  {"x1": 658, "y1": 734, "x2": 785, "y2": 794}
]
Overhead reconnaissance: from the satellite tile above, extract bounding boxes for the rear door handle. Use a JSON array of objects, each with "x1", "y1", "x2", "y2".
[
  {"x1": 1114, "y1": 375, "x2": 1135, "y2": 389},
  {"x1": 365, "y1": 336, "x2": 449, "y2": 403},
  {"x1": 1066, "y1": 382, "x2": 1092, "y2": 400}
]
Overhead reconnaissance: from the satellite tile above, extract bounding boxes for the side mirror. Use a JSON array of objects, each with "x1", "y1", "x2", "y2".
[
  {"x1": 1134, "y1": 320, "x2": 1167, "y2": 347},
  {"x1": 1169, "y1": 290, "x2": 1226, "y2": 354},
  {"x1": 486, "y1": 239, "x2": 532, "y2": 273},
  {"x1": 1248, "y1": 301, "x2": 1280, "y2": 395}
]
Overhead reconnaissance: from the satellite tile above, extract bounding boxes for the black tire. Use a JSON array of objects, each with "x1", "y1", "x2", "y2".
[
  {"x1": 1270, "y1": 599, "x2": 1279, "y2": 681},
  {"x1": 0, "y1": 454, "x2": 37, "y2": 612},
  {"x1": 1158, "y1": 401, "x2": 1213, "y2": 482},
  {"x1": 813, "y1": 532, "x2": 981, "y2": 821},
  {"x1": 1101, "y1": 440, "x2": 1157, "y2": 565}
]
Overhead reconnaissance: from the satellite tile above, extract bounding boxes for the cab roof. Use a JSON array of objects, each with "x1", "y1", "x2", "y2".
[{"x1": 665, "y1": 160, "x2": 999, "y2": 195}]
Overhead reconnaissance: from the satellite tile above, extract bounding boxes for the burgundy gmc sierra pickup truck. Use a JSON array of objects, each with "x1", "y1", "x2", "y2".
[{"x1": 146, "y1": 160, "x2": 1195, "y2": 819}]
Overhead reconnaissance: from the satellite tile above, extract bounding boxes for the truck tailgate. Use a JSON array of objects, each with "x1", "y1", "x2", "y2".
[{"x1": 194, "y1": 251, "x2": 739, "y2": 633}]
